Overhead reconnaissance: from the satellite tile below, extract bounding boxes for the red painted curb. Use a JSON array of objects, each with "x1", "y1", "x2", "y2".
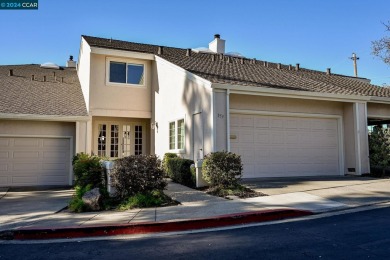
[{"x1": 7, "y1": 208, "x2": 312, "y2": 240}]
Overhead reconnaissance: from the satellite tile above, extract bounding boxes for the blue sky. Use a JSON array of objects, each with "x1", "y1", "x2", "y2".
[{"x1": 1, "y1": 0, "x2": 389, "y2": 85}]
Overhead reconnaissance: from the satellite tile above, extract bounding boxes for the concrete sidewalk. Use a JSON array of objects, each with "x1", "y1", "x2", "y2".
[{"x1": 1, "y1": 177, "x2": 390, "y2": 234}]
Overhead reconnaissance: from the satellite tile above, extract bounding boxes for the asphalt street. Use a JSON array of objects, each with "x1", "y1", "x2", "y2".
[{"x1": 1, "y1": 206, "x2": 390, "y2": 259}]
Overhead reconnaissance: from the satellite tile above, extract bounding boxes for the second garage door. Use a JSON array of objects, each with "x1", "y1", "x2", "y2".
[
  {"x1": 0, "y1": 137, "x2": 71, "y2": 186},
  {"x1": 230, "y1": 114, "x2": 341, "y2": 178}
]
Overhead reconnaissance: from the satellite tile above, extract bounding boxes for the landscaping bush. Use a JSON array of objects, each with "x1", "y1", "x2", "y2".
[
  {"x1": 68, "y1": 184, "x2": 93, "y2": 213},
  {"x1": 166, "y1": 157, "x2": 195, "y2": 187},
  {"x1": 110, "y1": 155, "x2": 167, "y2": 200},
  {"x1": 117, "y1": 190, "x2": 174, "y2": 210},
  {"x1": 202, "y1": 151, "x2": 243, "y2": 188},
  {"x1": 72, "y1": 153, "x2": 105, "y2": 189},
  {"x1": 162, "y1": 153, "x2": 178, "y2": 175},
  {"x1": 369, "y1": 126, "x2": 390, "y2": 176}
]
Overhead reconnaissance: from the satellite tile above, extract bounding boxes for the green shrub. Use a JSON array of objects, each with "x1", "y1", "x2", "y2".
[
  {"x1": 117, "y1": 190, "x2": 170, "y2": 210},
  {"x1": 162, "y1": 153, "x2": 178, "y2": 175},
  {"x1": 166, "y1": 158, "x2": 195, "y2": 187},
  {"x1": 72, "y1": 153, "x2": 105, "y2": 189},
  {"x1": 369, "y1": 126, "x2": 390, "y2": 176},
  {"x1": 68, "y1": 184, "x2": 93, "y2": 213},
  {"x1": 202, "y1": 151, "x2": 243, "y2": 188},
  {"x1": 111, "y1": 155, "x2": 167, "y2": 200}
]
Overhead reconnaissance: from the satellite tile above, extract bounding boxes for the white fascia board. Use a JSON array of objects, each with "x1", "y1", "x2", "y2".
[
  {"x1": 212, "y1": 83, "x2": 371, "y2": 103},
  {"x1": 155, "y1": 56, "x2": 212, "y2": 87},
  {"x1": 368, "y1": 96, "x2": 390, "y2": 104},
  {"x1": 0, "y1": 113, "x2": 89, "y2": 122},
  {"x1": 90, "y1": 47, "x2": 155, "y2": 60}
]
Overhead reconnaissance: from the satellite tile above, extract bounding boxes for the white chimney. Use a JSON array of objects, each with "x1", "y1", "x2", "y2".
[
  {"x1": 209, "y1": 34, "x2": 225, "y2": 54},
  {"x1": 66, "y1": 55, "x2": 76, "y2": 68}
]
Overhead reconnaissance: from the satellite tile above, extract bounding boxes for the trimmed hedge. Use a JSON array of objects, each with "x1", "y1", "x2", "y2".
[
  {"x1": 202, "y1": 151, "x2": 243, "y2": 188},
  {"x1": 166, "y1": 157, "x2": 195, "y2": 187},
  {"x1": 162, "y1": 153, "x2": 178, "y2": 175},
  {"x1": 111, "y1": 155, "x2": 167, "y2": 200}
]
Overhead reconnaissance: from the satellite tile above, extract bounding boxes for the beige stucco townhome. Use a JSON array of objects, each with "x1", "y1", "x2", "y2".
[{"x1": 2, "y1": 34, "x2": 390, "y2": 187}]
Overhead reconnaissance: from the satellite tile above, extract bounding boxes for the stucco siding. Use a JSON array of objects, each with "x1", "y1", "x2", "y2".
[
  {"x1": 154, "y1": 58, "x2": 212, "y2": 160},
  {"x1": 230, "y1": 94, "x2": 344, "y2": 115},
  {"x1": 89, "y1": 53, "x2": 152, "y2": 118},
  {"x1": 367, "y1": 103, "x2": 390, "y2": 118},
  {"x1": 77, "y1": 38, "x2": 91, "y2": 111}
]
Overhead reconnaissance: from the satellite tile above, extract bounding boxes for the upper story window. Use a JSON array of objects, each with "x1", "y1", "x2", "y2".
[{"x1": 109, "y1": 61, "x2": 144, "y2": 85}]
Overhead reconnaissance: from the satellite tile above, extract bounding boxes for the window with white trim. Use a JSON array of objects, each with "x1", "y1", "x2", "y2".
[
  {"x1": 169, "y1": 119, "x2": 185, "y2": 151},
  {"x1": 177, "y1": 119, "x2": 185, "y2": 150},
  {"x1": 109, "y1": 61, "x2": 144, "y2": 85},
  {"x1": 169, "y1": 122, "x2": 175, "y2": 150}
]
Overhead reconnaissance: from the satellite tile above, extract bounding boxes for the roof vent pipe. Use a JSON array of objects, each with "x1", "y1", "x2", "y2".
[
  {"x1": 211, "y1": 55, "x2": 215, "y2": 61},
  {"x1": 326, "y1": 68, "x2": 331, "y2": 75},
  {"x1": 277, "y1": 63, "x2": 281, "y2": 69},
  {"x1": 61, "y1": 77, "x2": 64, "y2": 83},
  {"x1": 295, "y1": 63, "x2": 300, "y2": 71},
  {"x1": 214, "y1": 34, "x2": 220, "y2": 39},
  {"x1": 31, "y1": 75, "x2": 35, "y2": 81},
  {"x1": 288, "y1": 64, "x2": 292, "y2": 70},
  {"x1": 43, "y1": 76, "x2": 46, "y2": 82},
  {"x1": 186, "y1": 49, "x2": 191, "y2": 57},
  {"x1": 8, "y1": 69, "x2": 13, "y2": 76},
  {"x1": 226, "y1": 56, "x2": 231, "y2": 63},
  {"x1": 252, "y1": 58, "x2": 256, "y2": 64},
  {"x1": 158, "y1": 46, "x2": 163, "y2": 55},
  {"x1": 241, "y1": 58, "x2": 244, "y2": 64}
]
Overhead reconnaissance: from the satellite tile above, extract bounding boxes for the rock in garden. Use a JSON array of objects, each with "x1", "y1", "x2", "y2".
[{"x1": 82, "y1": 188, "x2": 102, "y2": 211}]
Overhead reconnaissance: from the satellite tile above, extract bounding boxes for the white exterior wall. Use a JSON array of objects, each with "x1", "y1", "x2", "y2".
[
  {"x1": 153, "y1": 57, "x2": 212, "y2": 160},
  {"x1": 77, "y1": 38, "x2": 91, "y2": 112}
]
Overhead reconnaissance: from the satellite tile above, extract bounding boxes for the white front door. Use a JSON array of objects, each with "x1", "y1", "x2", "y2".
[
  {"x1": 230, "y1": 113, "x2": 341, "y2": 178},
  {"x1": 96, "y1": 122, "x2": 145, "y2": 158}
]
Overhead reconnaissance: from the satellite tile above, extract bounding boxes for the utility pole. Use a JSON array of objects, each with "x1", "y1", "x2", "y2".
[{"x1": 349, "y1": 53, "x2": 359, "y2": 77}]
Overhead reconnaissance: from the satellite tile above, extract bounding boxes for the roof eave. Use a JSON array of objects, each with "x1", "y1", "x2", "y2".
[
  {"x1": 0, "y1": 113, "x2": 89, "y2": 122},
  {"x1": 212, "y1": 83, "x2": 371, "y2": 103}
]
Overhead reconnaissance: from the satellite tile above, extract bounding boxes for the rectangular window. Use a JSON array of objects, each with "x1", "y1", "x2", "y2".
[
  {"x1": 98, "y1": 124, "x2": 106, "y2": 157},
  {"x1": 109, "y1": 61, "x2": 144, "y2": 85},
  {"x1": 177, "y1": 119, "x2": 185, "y2": 150},
  {"x1": 169, "y1": 122, "x2": 176, "y2": 150}
]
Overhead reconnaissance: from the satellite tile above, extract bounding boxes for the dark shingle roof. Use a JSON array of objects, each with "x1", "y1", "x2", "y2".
[
  {"x1": 0, "y1": 64, "x2": 88, "y2": 116},
  {"x1": 83, "y1": 35, "x2": 390, "y2": 98}
]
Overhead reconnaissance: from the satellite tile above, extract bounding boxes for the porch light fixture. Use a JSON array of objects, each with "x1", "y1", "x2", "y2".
[{"x1": 151, "y1": 122, "x2": 158, "y2": 130}]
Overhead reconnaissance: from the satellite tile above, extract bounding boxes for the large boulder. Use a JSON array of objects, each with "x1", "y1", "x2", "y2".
[{"x1": 82, "y1": 188, "x2": 102, "y2": 211}]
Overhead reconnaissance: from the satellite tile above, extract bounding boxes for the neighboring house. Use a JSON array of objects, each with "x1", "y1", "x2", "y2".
[{"x1": 2, "y1": 34, "x2": 390, "y2": 186}]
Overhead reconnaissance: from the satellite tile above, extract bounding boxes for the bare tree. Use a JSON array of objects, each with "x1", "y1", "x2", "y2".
[{"x1": 372, "y1": 21, "x2": 390, "y2": 65}]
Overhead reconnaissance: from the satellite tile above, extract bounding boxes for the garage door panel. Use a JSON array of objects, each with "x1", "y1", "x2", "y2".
[
  {"x1": 43, "y1": 139, "x2": 69, "y2": 148},
  {"x1": 0, "y1": 152, "x2": 9, "y2": 159},
  {"x1": 13, "y1": 151, "x2": 40, "y2": 159},
  {"x1": 0, "y1": 137, "x2": 71, "y2": 186},
  {"x1": 231, "y1": 114, "x2": 340, "y2": 178},
  {"x1": 0, "y1": 139, "x2": 10, "y2": 147},
  {"x1": 12, "y1": 176, "x2": 38, "y2": 185},
  {"x1": 14, "y1": 138, "x2": 39, "y2": 147}
]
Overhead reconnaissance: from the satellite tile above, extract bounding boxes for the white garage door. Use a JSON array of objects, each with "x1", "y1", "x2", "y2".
[
  {"x1": 230, "y1": 114, "x2": 340, "y2": 178},
  {"x1": 0, "y1": 137, "x2": 71, "y2": 186}
]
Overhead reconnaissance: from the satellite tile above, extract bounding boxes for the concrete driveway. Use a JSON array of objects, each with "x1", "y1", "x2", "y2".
[
  {"x1": 0, "y1": 187, "x2": 73, "y2": 230},
  {"x1": 242, "y1": 176, "x2": 390, "y2": 207}
]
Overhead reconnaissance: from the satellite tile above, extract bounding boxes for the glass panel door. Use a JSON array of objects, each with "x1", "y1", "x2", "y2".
[
  {"x1": 122, "y1": 124, "x2": 131, "y2": 157},
  {"x1": 98, "y1": 124, "x2": 107, "y2": 157},
  {"x1": 110, "y1": 125, "x2": 119, "y2": 157},
  {"x1": 134, "y1": 125, "x2": 143, "y2": 155}
]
